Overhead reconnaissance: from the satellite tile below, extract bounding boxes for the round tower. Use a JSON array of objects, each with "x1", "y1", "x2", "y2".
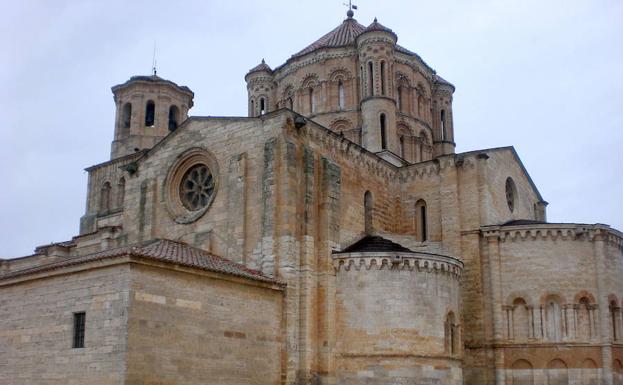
[
  {"x1": 110, "y1": 75, "x2": 194, "y2": 159},
  {"x1": 245, "y1": 60, "x2": 275, "y2": 117},
  {"x1": 356, "y1": 19, "x2": 398, "y2": 153},
  {"x1": 432, "y1": 76, "x2": 456, "y2": 157}
]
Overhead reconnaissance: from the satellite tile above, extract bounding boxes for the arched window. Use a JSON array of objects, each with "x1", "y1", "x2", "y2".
[
  {"x1": 308, "y1": 88, "x2": 316, "y2": 114},
  {"x1": 546, "y1": 359, "x2": 568, "y2": 385},
  {"x1": 580, "y1": 358, "x2": 598, "y2": 385},
  {"x1": 260, "y1": 98, "x2": 266, "y2": 115},
  {"x1": 440, "y1": 109, "x2": 446, "y2": 140},
  {"x1": 417, "y1": 94, "x2": 424, "y2": 117},
  {"x1": 338, "y1": 80, "x2": 345, "y2": 109},
  {"x1": 122, "y1": 103, "x2": 132, "y2": 130},
  {"x1": 545, "y1": 296, "x2": 563, "y2": 341},
  {"x1": 577, "y1": 297, "x2": 592, "y2": 340},
  {"x1": 445, "y1": 312, "x2": 458, "y2": 354},
  {"x1": 380, "y1": 61, "x2": 386, "y2": 95},
  {"x1": 512, "y1": 298, "x2": 530, "y2": 341},
  {"x1": 399, "y1": 136, "x2": 405, "y2": 158},
  {"x1": 380, "y1": 113, "x2": 387, "y2": 150},
  {"x1": 367, "y1": 62, "x2": 374, "y2": 96},
  {"x1": 117, "y1": 178, "x2": 125, "y2": 208},
  {"x1": 100, "y1": 182, "x2": 111, "y2": 213},
  {"x1": 611, "y1": 300, "x2": 620, "y2": 341},
  {"x1": 397, "y1": 86, "x2": 405, "y2": 112},
  {"x1": 144, "y1": 100, "x2": 155, "y2": 126},
  {"x1": 415, "y1": 199, "x2": 427, "y2": 242},
  {"x1": 511, "y1": 359, "x2": 534, "y2": 385},
  {"x1": 168, "y1": 105, "x2": 180, "y2": 131},
  {"x1": 364, "y1": 191, "x2": 373, "y2": 234}
]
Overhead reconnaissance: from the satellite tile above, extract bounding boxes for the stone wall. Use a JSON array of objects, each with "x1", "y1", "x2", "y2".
[
  {"x1": 0, "y1": 265, "x2": 130, "y2": 385},
  {"x1": 125, "y1": 263, "x2": 284, "y2": 385}
]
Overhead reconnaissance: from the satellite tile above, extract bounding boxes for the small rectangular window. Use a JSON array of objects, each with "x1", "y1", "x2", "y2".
[{"x1": 73, "y1": 312, "x2": 86, "y2": 348}]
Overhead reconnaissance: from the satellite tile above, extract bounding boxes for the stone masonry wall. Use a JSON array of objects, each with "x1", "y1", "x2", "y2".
[
  {"x1": 0, "y1": 265, "x2": 130, "y2": 385},
  {"x1": 125, "y1": 263, "x2": 284, "y2": 385}
]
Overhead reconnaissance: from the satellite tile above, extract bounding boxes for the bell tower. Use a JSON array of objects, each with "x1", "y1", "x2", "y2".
[
  {"x1": 110, "y1": 74, "x2": 194, "y2": 159},
  {"x1": 356, "y1": 19, "x2": 399, "y2": 154}
]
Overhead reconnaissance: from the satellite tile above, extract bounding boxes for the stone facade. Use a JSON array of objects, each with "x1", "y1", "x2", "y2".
[{"x1": 1, "y1": 9, "x2": 622, "y2": 385}]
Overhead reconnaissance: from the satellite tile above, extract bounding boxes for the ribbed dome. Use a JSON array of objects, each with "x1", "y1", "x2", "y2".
[{"x1": 292, "y1": 18, "x2": 367, "y2": 59}]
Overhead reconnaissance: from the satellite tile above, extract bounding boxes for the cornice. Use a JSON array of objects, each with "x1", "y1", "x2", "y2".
[{"x1": 332, "y1": 251, "x2": 463, "y2": 278}]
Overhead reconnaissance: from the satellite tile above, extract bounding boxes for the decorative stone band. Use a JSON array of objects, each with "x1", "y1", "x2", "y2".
[
  {"x1": 481, "y1": 223, "x2": 623, "y2": 250},
  {"x1": 332, "y1": 251, "x2": 463, "y2": 278}
]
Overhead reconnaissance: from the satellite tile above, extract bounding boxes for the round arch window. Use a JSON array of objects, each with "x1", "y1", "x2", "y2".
[
  {"x1": 165, "y1": 148, "x2": 219, "y2": 224},
  {"x1": 179, "y1": 164, "x2": 214, "y2": 211},
  {"x1": 505, "y1": 177, "x2": 517, "y2": 212}
]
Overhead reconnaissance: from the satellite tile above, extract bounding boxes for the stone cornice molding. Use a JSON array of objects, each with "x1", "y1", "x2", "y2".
[
  {"x1": 273, "y1": 50, "x2": 358, "y2": 81},
  {"x1": 481, "y1": 224, "x2": 623, "y2": 250},
  {"x1": 332, "y1": 251, "x2": 463, "y2": 278}
]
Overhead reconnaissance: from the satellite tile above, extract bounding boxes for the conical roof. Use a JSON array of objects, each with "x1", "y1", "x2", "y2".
[
  {"x1": 363, "y1": 17, "x2": 395, "y2": 35},
  {"x1": 246, "y1": 59, "x2": 272, "y2": 75},
  {"x1": 292, "y1": 17, "x2": 367, "y2": 59}
]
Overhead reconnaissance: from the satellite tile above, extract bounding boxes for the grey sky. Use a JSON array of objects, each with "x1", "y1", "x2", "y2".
[{"x1": 1, "y1": 0, "x2": 621, "y2": 258}]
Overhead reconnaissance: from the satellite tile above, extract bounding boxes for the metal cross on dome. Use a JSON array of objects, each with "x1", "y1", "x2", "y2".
[{"x1": 343, "y1": 0, "x2": 358, "y2": 17}]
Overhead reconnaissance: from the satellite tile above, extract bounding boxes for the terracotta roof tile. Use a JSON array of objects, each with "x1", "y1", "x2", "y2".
[
  {"x1": 0, "y1": 239, "x2": 281, "y2": 285},
  {"x1": 292, "y1": 18, "x2": 367, "y2": 59},
  {"x1": 246, "y1": 59, "x2": 272, "y2": 76}
]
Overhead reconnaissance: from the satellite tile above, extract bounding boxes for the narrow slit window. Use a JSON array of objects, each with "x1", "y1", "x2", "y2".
[
  {"x1": 364, "y1": 191, "x2": 373, "y2": 234},
  {"x1": 399, "y1": 136, "x2": 405, "y2": 158},
  {"x1": 440, "y1": 109, "x2": 446, "y2": 140},
  {"x1": 396, "y1": 87, "x2": 402, "y2": 111},
  {"x1": 368, "y1": 62, "x2": 374, "y2": 96},
  {"x1": 380, "y1": 113, "x2": 387, "y2": 150},
  {"x1": 260, "y1": 98, "x2": 266, "y2": 115},
  {"x1": 338, "y1": 80, "x2": 345, "y2": 109},
  {"x1": 250, "y1": 99, "x2": 255, "y2": 116},
  {"x1": 309, "y1": 88, "x2": 316, "y2": 113},
  {"x1": 380, "y1": 61, "x2": 386, "y2": 96},
  {"x1": 122, "y1": 103, "x2": 132, "y2": 129},
  {"x1": 73, "y1": 312, "x2": 86, "y2": 348},
  {"x1": 145, "y1": 100, "x2": 155, "y2": 126}
]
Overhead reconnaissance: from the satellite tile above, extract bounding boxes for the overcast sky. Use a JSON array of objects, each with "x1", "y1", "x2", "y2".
[{"x1": 1, "y1": 0, "x2": 621, "y2": 258}]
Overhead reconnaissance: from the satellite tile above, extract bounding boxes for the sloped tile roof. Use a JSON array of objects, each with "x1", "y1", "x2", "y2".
[
  {"x1": 246, "y1": 59, "x2": 272, "y2": 75},
  {"x1": 364, "y1": 18, "x2": 395, "y2": 35},
  {"x1": 111, "y1": 75, "x2": 193, "y2": 95},
  {"x1": 292, "y1": 17, "x2": 367, "y2": 58},
  {"x1": 0, "y1": 239, "x2": 281, "y2": 285},
  {"x1": 336, "y1": 235, "x2": 413, "y2": 253}
]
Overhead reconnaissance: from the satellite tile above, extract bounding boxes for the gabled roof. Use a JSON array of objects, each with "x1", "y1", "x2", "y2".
[
  {"x1": 336, "y1": 235, "x2": 413, "y2": 253},
  {"x1": 0, "y1": 239, "x2": 281, "y2": 285}
]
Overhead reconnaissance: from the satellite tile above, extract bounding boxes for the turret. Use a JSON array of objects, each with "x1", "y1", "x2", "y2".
[
  {"x1": 356, "y1": 19, "x2": 399, "y2": 153},
  {"x1": 431, "y1": 75, "x2": 456, "y2": 157},
  {"x1": 245, "y1": 60, "x2": 276, "y2": 117},
  {"x1": 110, "y1": 75, "x2": 194, "y2": 159}
]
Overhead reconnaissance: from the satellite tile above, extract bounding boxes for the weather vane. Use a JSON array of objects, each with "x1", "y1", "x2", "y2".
[{"x1": 343, "y1": 0, "x2": 357, "y2": 17}]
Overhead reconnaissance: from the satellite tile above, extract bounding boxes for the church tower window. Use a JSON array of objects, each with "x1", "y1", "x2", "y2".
[
  {"x1": 338, "y1": 80, "x2": 345, "y2": 110},
  {"x1": 122, "y1": 103, "x2": 132, "y2": 129},
  {"x1": 440, "y1": 109, "x2": 446, "y2": 140},
  {"x1": 380, "y1": 113, "x2": 387, "y2": 150},
  {"x1": 397, "y1": 86, "x2": 402, "y2": 112},
  {"x1": 364, "y1": 191, "x2": 373, "y2": 234},
  {"x1": 399, "y1": 135, "x2": 405, "y2": 158},
  {"x1": 445, "y1": 312, "x2": 457, "y2": 354},
  {"x1": 168, "y1": 105, "x2": 179, "y2": 131},
  {"x1": 100, "y1": 182, "x2": 111, "y2": 213},
  {"x1": 259, "y1": 98, "x2": 266, "y2": 115},
  {"x1": 308, "y1": 88, "x2": 316, "y2": 114},
  {"x1": 367, "y1": 62, "x2": 374, "y2": 96},
  {"x1": 145, "y1": 100, "x2": 155, "y2": 126},
  {"x1": 380, "y1": 61, "x2": 386, "y2": 96},
  {"x1": 117, "y1": 178, "x2": 125, "y2": 208}
]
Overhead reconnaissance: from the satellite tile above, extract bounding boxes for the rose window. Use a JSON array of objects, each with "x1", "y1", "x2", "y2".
[{"x1": 179, "y1": 164, "x2": 214, "y2": 211}]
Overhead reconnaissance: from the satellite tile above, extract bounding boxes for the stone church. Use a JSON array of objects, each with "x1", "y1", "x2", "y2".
[{"x1": 1, "y1": 9, "x2": 622, "y2": 385}]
